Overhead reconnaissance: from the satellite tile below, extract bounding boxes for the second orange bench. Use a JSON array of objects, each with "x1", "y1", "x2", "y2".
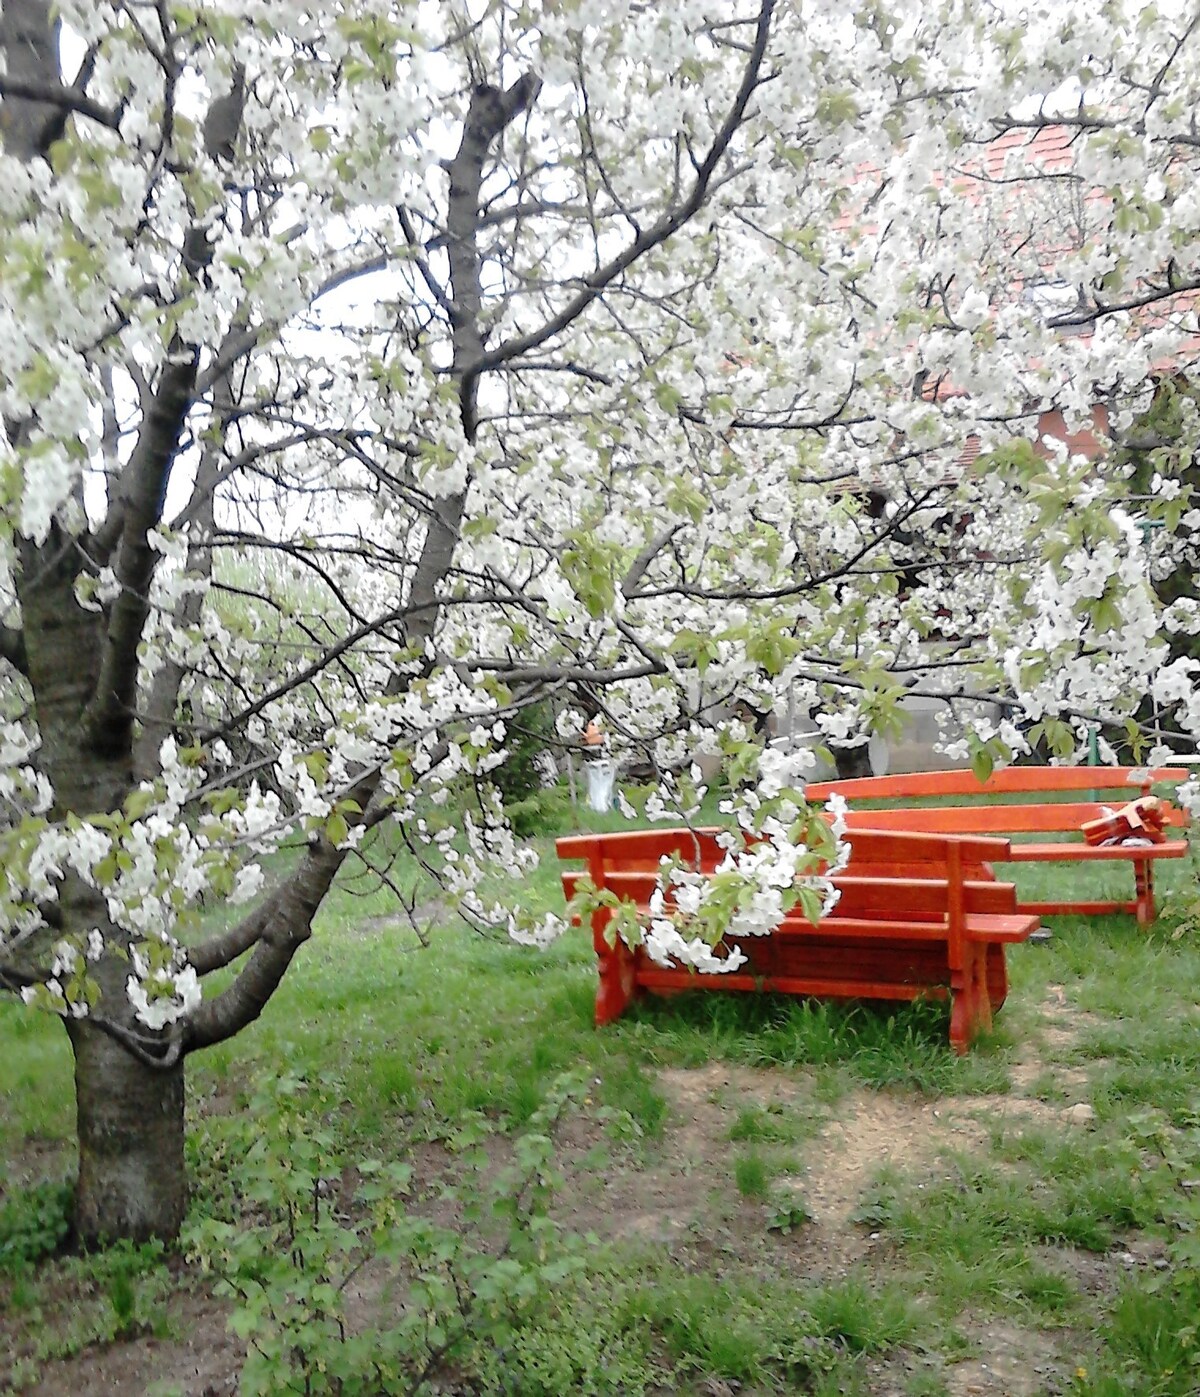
[{"x1": 805, "y1": 765, "x2": 1190, "y2": 925}]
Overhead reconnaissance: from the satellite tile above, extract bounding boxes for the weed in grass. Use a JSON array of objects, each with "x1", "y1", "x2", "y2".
[
  {"x1": 0, "y1": 1179, "x2": 72, "y2": 1272},
  {"x1": 994, "y1": 1128, "x2": 1173, "y2": 1246},
  {"x1": 766, "y1": 1191, "x2": 812, "y2": 1234},
  {"x1": 810, "y1": 1355, "x2": 872, "y2": 1396},
  {"x1": 1020, "y1": 1262, "x2": 1077, "y2": 1316},
  {"x1": 0, "y1": 1003, "x2": 75, "y2": 1147},
  {"x1": 1026, "y1": 1069, "x2": 1070, "y2": 1103},
  {"x1": 727, "y1": 1100, "x2": 814, "y2": 1146},
  {"x1": 465, "y1": 1263, "x2": 664, "y2": 1396},
  {"x1": 630, "y1": 1270, "x2": 841, "y2": 1388},
  {"x1": 660, "y1": 994, "x2": 1013, "y2": 1096},
  {"x1": 363, "y1": 1052, "x2": 418, "y2": 1112},
  {"x1": 5, "y1": 1268, "x2": 42, "y2": 1314},
  {"x1": 186, "y1": 1070, "x2": 682, "y2": 1397},
  {"x1": 89, "y1": 1240, "x2": 171, "y2": 1342},
  {"x1": 902, "y1": 1371, "x2": 952, "y2": 1397},
  {"x1": 5, "y1": 1357, "x2": 40, "y2": 1393},
  {"x1": 733, "y1": 1151, "x2": 771, "y2": 1200},
  {"x1": 806, "y1": 1275, "x2": 922, "y2": 1354},
  {"x1": 597, "y1": 1059, "x2": 667, "y2": 1139},
  {"x1": 1072, "y1": 1111, "x2": 1200, "y2": 1397},
  {"x1": 14, "y1": 1240, "x2": 174, "y2": 1367},
  {"x1": 851, "y1": 1175, "x2": 903, "y2": 1231},
  {"x1": 1080, "y1": 1286, "x2": 1200, "y2": 1396}
]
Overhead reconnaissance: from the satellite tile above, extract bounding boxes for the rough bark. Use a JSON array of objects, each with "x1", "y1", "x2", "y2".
[
  {"x1": 0, "y1": 0, "x2": 60, "y2": 159},
  {"x1": 67, "y1": 959, "x2": 187, "y2": 1246}
]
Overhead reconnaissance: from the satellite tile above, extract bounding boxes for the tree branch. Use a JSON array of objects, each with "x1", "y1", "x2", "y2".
[
  {"x1": 182, "y1": 837, "x2": 345, "y2": 1054},
  {"x1": 0, "y1": 961, "x2": 39, "y2": 994},
  {"x1": 83, "y1": 350, "x2": 200, "y2": 758},
  {"x1": 622, "y1": 525, "x2": 685, "y2": 597},
  {"x1": 186, "y1": 894, "x2": 276, "y2": 976},
  {"x1": 472, "y1": 0, "x2": 775, "y2": 377},
  {"x1": 0, "y1": 74, "x2": 120, "y2": 130},
  {"x1": 0, "y1": 0, "x2": 63, "y2": 160}
]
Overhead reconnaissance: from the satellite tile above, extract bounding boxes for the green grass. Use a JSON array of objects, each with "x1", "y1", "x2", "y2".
[
  {"x1": 733, "y1": 1150, "x2": 772, "y2": 1199},
  {"x1": 1, "y1": 803, "x2": 1198, "y2": 1394}
]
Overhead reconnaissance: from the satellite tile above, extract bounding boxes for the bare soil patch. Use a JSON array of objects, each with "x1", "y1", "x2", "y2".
[
  {"x1": 943, "y1": 1320, "x2": 1065, "y2": 1397},
  {"x1": 9, "y1": 1286, "x2": 239, "y2": 1397}
]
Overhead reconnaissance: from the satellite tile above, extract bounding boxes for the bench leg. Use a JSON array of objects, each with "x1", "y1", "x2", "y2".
[
  {"x1": 985, "y1": 943, "x2": 1008, "y2": 1013},
  {"x1": 949, "y1": 943, "x2": 994, "y2": 1055},
  {"x1": 593, "y1": 910, "x2": 640, "y2": 1025},
  {"x1": 1134, "y1": 863, "x2": 1154, "y2": 927}
]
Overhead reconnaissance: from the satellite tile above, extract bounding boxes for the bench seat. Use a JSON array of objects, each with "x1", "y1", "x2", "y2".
[{"x1": 1002, "y1": 839, "x2": 1188, "y2": 862}]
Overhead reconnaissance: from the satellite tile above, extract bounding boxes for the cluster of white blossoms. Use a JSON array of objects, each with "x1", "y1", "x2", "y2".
[
  {"x1": 125, "y1": 953, "x2": 201, "y2": 1033},
  {"x1": 637, "y1": 799, "x2": 850, "y2": 973}
]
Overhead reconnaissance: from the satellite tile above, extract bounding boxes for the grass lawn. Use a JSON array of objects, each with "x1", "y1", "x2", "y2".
[{"x1": 1, "y1": 796, "x2": 1198, "y2": 1396}]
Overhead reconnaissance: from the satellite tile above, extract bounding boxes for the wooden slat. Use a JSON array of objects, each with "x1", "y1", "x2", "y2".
[
  {"x1": 582, "y1": 908, "x2": 1031, "y2": 947},
  {"x1": 1005, "y1": 839, "x2": 1188, "y2": 862},
  {"x1": 807, "y1": 765, "x2": 1189, "y2": 801},
  {"x1": 558, "y1": 826, "x2": 726, "y2": 865},
  {"x1": 839, "y1": 804, "x2": 1163, "y2": 835},
  {"x1": 842, "y1": 827, "x2": 1012, "y2": 864},
  {"x1": 830, "y1": 876, "x2": 1019, "y2": 918},
  {"x1": 567, "y1": 872, "x2": 1023, "y2": 923},
  {"x1": 635, "y1": 969, "x2": 934, "y2": 1002},
  {"x1": 559, "y1": 826, "x2": 1020, "y2": 871},
  {"x1": 959, "y1": 913, "x2": 1041, "y2": 943},
  {"x1": 1022, "y1": 900, "x2": 1139, "y2": 917},
  {"x1": 770, "y1": 914, "x2": 951, "y2": 941}
]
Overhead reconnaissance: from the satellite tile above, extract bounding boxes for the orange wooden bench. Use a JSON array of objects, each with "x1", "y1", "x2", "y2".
[
  {"x1": 557, "y1": 826, "x2": 1041, "y2": 1054},
  {"x1": 805, "y1": 766, "x2": 1190, "y2": 925}
]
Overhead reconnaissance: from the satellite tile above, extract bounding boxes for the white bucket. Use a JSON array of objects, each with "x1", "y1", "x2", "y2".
[{"x1": 586, "y1": 759, "x2": 616, "y2": 812}]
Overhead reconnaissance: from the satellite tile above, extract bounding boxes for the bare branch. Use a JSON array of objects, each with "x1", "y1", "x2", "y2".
[
  {"x1": 397, "y1": 204, "x2": 455, "y2": 315},
  {"x1": 0, "y1": 75, "x2": 120, "y2": 130},
  {"x1": 622, "y1": 524, "x2": 685, "y2": 597},
  {"x1": 0, "y1": 961, "x2": 39, "y2": 994},
  {"x1": 187, "y1": 895, "x2": 275, "y2": 976},
  {"x1": 83, "y1": 349, "x2": 201, "y2": 758},
  {"x1": 182, "y1": 837, "x2": 345, "y2": 1054}
]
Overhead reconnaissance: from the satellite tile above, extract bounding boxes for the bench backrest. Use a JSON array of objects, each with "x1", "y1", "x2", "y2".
[
  {"x1": 806, "y1": 766, "x2": 1190, "y2": 837},
  {"x1": 806, "y1": 765, "x2": 1188, "y2": 801},
  {"x1": 556, "y1": 826, "x2": 1016, "y2": 930},
  {"x1": 555, "y1": 826, "x2": 1011, "y2": 881}
]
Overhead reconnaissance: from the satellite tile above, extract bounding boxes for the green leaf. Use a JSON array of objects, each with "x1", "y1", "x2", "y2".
[{"x1": 970, "y1": 746, "x2": 994, "y2": 783}]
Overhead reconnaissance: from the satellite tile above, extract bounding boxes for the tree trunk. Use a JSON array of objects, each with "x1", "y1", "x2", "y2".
[{"x1": 67, "y1": 1016, "x2": 186, "y2": 1245}]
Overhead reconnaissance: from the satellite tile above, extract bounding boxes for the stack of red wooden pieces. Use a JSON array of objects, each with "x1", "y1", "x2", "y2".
[{"x1": 1081, "y1": 797, "x2": 1167, "y2": 847}]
